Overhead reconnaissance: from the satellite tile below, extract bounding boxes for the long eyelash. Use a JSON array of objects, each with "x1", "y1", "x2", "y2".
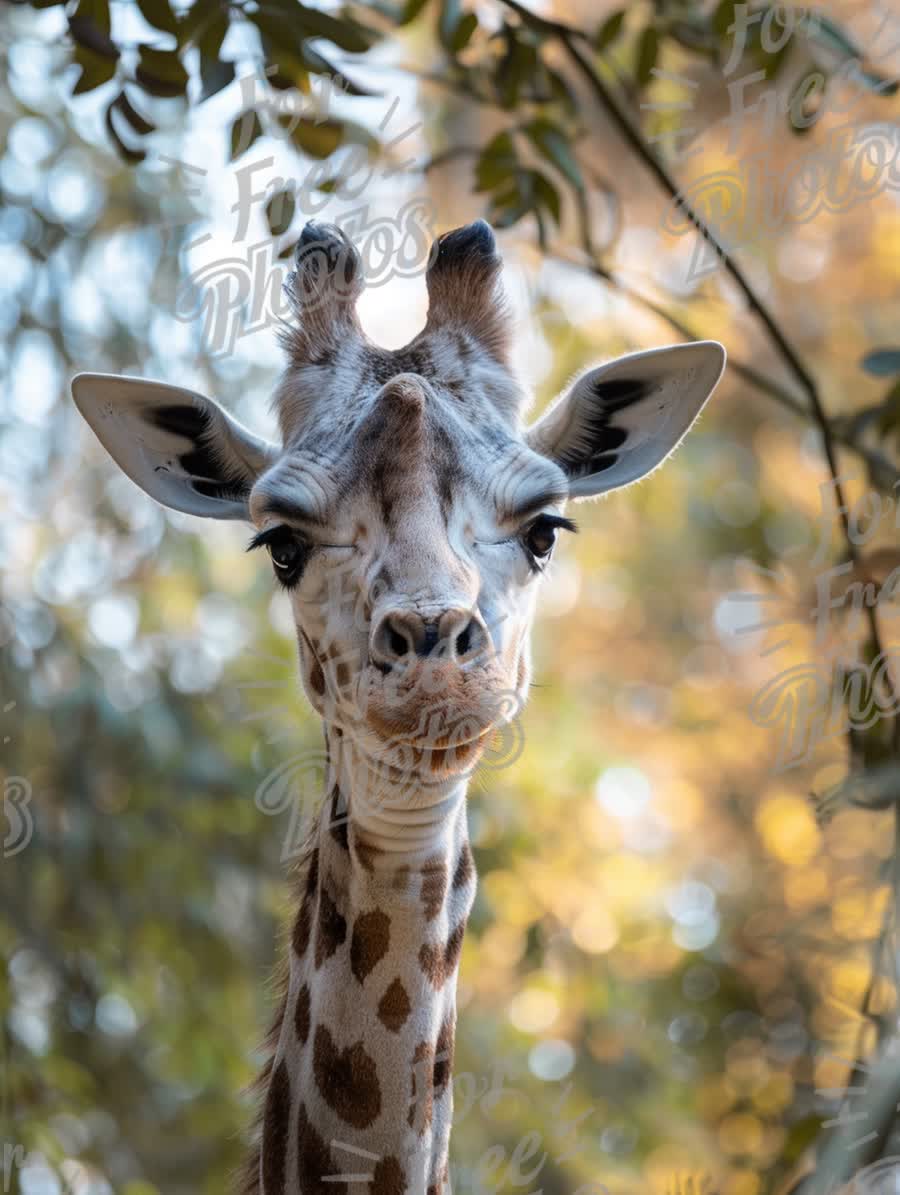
[
  {"x1": 540, "y1": 515, "x2": 578, "y2": 535},
  {"x1": 247, "y1": 526, "x2": 290, "y2": 552}
]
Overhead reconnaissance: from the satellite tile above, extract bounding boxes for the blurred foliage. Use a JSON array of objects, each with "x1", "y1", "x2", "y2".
[{"x1": 3, "y1": 2, "x2": 900, "y2": 1195}]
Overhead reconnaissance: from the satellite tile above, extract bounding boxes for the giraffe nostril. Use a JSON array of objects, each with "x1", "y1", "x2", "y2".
[
  {"x1": 455, "y1": 622, "x2": 473, "y2": 657},
  {"x1": 372, "y1": 609, "x2": 487, "y2": 665},
  {"x1": 388, "y1": 623, "x2": 410, "y2": 658}
]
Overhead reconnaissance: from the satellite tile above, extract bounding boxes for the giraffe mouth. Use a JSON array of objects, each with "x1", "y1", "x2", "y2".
[
  {"x1": 363, "y1": 712, "x2": 496, "y2": 750},
  {"x1": 381, "y1": 728, "x2": 493, "y2": 750},
  {"x1": 357, "y1": 647, "x2": 517, "y2": 761},
  {"x1": 362, "y1": 688, "x2": 505, "y2": 745},
  {"x1": 361, "y1": 730, "x2": 493, "y2": 781}
]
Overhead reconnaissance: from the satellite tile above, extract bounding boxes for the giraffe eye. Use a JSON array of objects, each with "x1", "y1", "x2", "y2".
[
  {"x1": 270, "y1": 540, "x2": 301, "y2": 571},
  {"x1": 523, "y1": 517, "x2": 558, "y2": 559},
  {"x1": 247, "y1": 526, "x2": 309, "y2": 588},
  {"x1": 520, "y1": 514, "x2": 577, "y2": 571}
]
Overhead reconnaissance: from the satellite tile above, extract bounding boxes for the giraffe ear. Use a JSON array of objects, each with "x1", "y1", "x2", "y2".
[
  {"x1": 71, "y1": 373, "x2": 278, "y2": 519},
  {"x1": 525, "y1": 341, "x2": 726, "y2": 498}
]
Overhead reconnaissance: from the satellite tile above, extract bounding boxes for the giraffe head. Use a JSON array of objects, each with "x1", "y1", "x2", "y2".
[{"x1": 72, "y1": 221, "x2": 725, "y2": 781}]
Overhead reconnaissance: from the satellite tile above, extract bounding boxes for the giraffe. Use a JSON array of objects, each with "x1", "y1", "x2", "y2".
[{"x1": 71, "y1": 220, "x2": 726, "y2": 1195}]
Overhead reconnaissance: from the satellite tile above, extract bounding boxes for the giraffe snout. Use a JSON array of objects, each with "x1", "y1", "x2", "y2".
[{"x1": 370, "y1": 607, "x2": 489, "y2": 668}]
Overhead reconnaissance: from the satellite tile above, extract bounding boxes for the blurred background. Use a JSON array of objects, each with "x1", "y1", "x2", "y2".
[{"x1": 3, "y1": 1, "x2": 900, "y2": 1192}]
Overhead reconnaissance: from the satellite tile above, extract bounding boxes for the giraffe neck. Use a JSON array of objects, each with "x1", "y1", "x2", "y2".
[{"x1": 257, "y1": 725, "x2": 477, "y2": 1195}]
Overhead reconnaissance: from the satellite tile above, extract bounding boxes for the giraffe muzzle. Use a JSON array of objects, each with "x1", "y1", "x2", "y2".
[{"x1": 369, "y1": 607, "x2": 489, "y2": 670}]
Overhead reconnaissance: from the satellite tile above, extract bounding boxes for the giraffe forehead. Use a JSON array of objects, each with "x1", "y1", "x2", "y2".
[
  {"x1": 274, "y1": 325, "x2": 527, "y2": 446},
  {"x1": 259, "y1": 376, "x2": 534, "y2": 525}
]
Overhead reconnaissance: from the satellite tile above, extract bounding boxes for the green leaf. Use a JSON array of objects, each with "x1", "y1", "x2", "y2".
[
  {"x1": 635, "y1": 25, "x2": 659, "y2": 87},
  {"x1": 136, "y1": 46, "x2": 188, "y2": 96},
  {"x1": 249, "y1": 9, "x2": 310, "y2": 89},
  {"x1": 595, "y1": 9, "x2": 625, "y2": 52},
  {"x1": 335, "y1": 13, "x2": 384, "y2": 50},
  {"x1": 199, "y1": 56, "x2": 235, "y2": 100},
  {"x1": 862, "y1": 349, "x2": 900, "y2": 377},
  {"x1": 495, "y1": 27, "x2": 537, "y2": 109},
  {"x1": 489, "y1": 173, "x2": 533, "y2": 228},
  {"x1": 197, "y1": 10, "x2": 233, "y2": 100},
  {"x1": 324, "y1": 68, "x2": 379, "y2": 98},
  {"x1": 523, "y1": 118, "x2": 583, "y2": 190},
  {"x1": 112, "y1": 89, "x2": 156, "y2": 135},
  {"x1": 135, "y1": 0, "x2": 178, "y2": 37},
  {"x1": 288, "y1": 116, "x2": 345, "y2": 159},
  {"x1": 230, "y1": 109, "x2": 263, "y2": 160},
  {"x1": 197, "y1": 8, "x2": 228, "y2": 57},
  {"x1": 474, "y1": 130, "x2": 518, "y2": 192},
  {"x1": 175, "y1": 0, "x2": 220, "y2": 46},
  {"x1": 712, "y1": 0, "x2": 736, "y2": 40},
  {"x1": 335, "y1": 118, "x2": 378, "y2": 152},
  {"x1": 72, "y1": 43, "x2": 118, "y2": 93},
  {"x1": 105, "y1": 95, "x2": 146, "y2": 162},
  {"x1": 532, "y1": 170, "x2": 561, "y2": 226},
  {"x1": 262, "y1": 0, "x2": 376, "y2": 52},
  {"x1": 69, "y1": 0, "x2": 119, "y2": 60},
  {"x1": 265, "y1": 189, "x2": 296, "y2": 238},
  {"x1": 544, "y1": 64, "x2": 577, "y2": 114},
  {"x1": 294, "y1": 2, "x2": 377, "y2": 52},
  {"x1": 438, "y1": 0, "x2": 474, "y2": 52},
  {"x1": 399, "y1": 0, "x2": 431, "y2": 24},
  {"x1": 451, "y1": 11, "x2": 477, "y2": 51}
]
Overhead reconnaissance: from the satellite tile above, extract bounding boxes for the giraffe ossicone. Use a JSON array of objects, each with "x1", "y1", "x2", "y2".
[{"x1": 71, "y1": 219, "x2": 726, "y2": 1194}]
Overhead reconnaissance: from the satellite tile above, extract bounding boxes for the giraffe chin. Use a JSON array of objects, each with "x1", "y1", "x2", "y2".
[{"x1": 363, "y1": 732, "x2": 492, "y2": 782}]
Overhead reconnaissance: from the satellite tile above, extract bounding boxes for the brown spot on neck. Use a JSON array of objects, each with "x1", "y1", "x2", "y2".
[
  {"x1": 452, "y1": 840, "x2": 474, "y2": 890},
  {"x1": 313, "y1": 1024, "x2": 382, "y2": 1129},
  {"x1": 328, "y1": 785, "x2": 349, "y2": 851},
  {"x1": 427, "y1": 1159, "x2": 451, "y2": 1195},
  {"x1": 309, "y1": 657, "x2": 326, "y2": 696},
  {"x1": 262, "y1": 1059, "x2": 291, "y2": 1195},
  {"x1": 314, "y1": 879, "x2": 347, "y2": 968},
  {"x1": 372, "y1": 1156, "x2": 407, "y2": 1195},
  {"x1": 350, "y1": 908, "x2": 391, "y2": 983},
  {"x1": 420, "y1": 856, "x2": 448, "y2": 921},
  {"x1": 434, "y1": 1015, "x2": 455, "y2": 1099},
  {"x1": 297, "y1": 1100, "x2": 346, "y2": 1195},
  {"x1": 377, "y1": 977, "x2": 412, "y2": 1033},
  {"x1": 408, "y1": 1039, "x2": 435, "y2": 1135},
  {"x1": 291, "y1": 848, "x2": 319, "y2": 959},
  {"x1": 294, "y1": 982, "x2": 311, "y2": 1045},
  {"x1": 419, "y1": 920, "x2": 466, "y2": 989},
  {"x1": 350, "y1": 829, "x2": 379, "y2": 873}
]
